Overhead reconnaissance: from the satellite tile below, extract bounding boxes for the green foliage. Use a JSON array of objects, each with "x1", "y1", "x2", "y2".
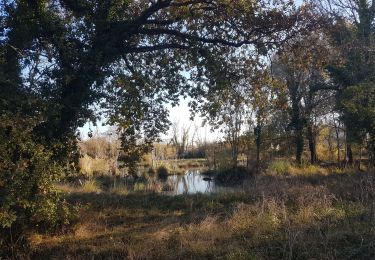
[
  {"x1": 0, "y1": 115, "x2": 73, "y2": 231},
  {"x1": 268, "y1": 160, "x2": 291, "y2": 175},
  {"x1": 2, "y1": 0, "x2": 308, "y2": 178},
  {"x1": 340, "y1": 83, "x2": 375, "y2": 140}
]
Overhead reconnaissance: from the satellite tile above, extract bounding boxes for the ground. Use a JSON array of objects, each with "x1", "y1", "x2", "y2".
[{"x1": 29, "y1": 169, "x2": 375, "y2": 259}]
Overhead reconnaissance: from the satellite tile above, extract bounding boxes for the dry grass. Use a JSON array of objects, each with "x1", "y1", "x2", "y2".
[{"x1": 26, "y1": 168, "x2": 375, "y2": 259}]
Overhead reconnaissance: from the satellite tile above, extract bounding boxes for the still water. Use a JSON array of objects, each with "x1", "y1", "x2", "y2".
[{"x1": 164, "y1": 170, "x2": 243, "y2": 195}]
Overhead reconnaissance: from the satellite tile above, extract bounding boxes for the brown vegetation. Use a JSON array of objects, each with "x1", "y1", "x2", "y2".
[{"x1": 26, "y1": 167, "x2": 375, "y2": 259}]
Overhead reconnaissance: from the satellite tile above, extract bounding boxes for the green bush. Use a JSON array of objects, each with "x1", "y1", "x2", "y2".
[
  {"x1": 0, "y1": 116, "x2": 78, "y2": 243},
  {"x1": 0, "y1": 136, "x2": 63, "y2": 229},
  {"x1": 268, "y1": 160, "x2": 291, "y2": 175}
]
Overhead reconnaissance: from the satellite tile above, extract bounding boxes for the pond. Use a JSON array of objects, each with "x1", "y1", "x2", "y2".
[{"x1": 163, "y1": 169, "x2": 244, "y2": 195}]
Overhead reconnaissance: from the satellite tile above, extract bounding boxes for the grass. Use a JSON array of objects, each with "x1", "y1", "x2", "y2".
[
  {"x1": 267, "y1": 159, "x2": 341, "y2": 176},
  {"x1": 81, "y1": 179, "x2": 101, "y2": 193},
  {"x1": 25, "y1": 167, "x2": 375, "y2": 259}
]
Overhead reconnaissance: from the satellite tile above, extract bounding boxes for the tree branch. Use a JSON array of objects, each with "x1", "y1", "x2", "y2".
[{"x1": 126, "y1": 43, "x2": 190, "y2": 53}]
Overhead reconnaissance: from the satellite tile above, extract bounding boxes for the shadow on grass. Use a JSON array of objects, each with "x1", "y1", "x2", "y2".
[{"x1": 30, "y1": 170, "x2": 375, "y2": 259}]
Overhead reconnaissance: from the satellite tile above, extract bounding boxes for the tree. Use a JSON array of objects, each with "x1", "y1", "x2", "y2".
[
  {"x1": 340, "y1": 83, "x2": 375, "y2": 165},
  {"x1": 2, "y1": 0, "x2": 314, "y2": 164},
  {"x1": 0, "y1": 0, "x2": 315, "y2": 234},
  {"x1": 315, "y1": 0, "x2": 375, "y2": 164},
  {"x1": 272, "y1": 33, "x2": 337, "y2": 164},
  {"x1": 199, "y1": 48, "x2": 257, "y2": 168},
  {"x1": 170, "y1": 121, "x2": 190, "y2": 159}
]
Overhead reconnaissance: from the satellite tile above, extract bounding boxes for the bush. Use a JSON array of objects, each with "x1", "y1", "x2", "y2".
[
  {"x1": 0, "y1": 129, "x2": 65, "y2": 230},
  {"x1": 0, "y1": 117, "x2": 79, "y2": 255},
  {"x1": 268, "y1": 160, "x2": 291, "y2": 175},
  {"x1": 215, "y1": 166, "x2": 252, "y2": 185},
  {"x1": 95, "y1": 175, "x2": 113, "y2": 190},
  {"x1": 157, "y1": 166, "x2": 169, "y2": 179},
  {"x1": 78, "y1": 154, "x2": 93, "y2": 176}
]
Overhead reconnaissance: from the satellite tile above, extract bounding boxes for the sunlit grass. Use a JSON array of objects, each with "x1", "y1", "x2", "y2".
[{"x1": 30, "y1": 167, "x2": 375, "y2": 259}]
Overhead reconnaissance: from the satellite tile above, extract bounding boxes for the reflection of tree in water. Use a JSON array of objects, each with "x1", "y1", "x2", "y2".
[
  {"x1": 166, "y1": 170, "x2": 218, "y2": 195},
  {"x1": 182, "y1": 176, "x2": 188, "y2": 194},
  {"x1": 186, "y1": 171, "x2": 196, "y2": 193},
  {"x1": 173, "y1": 175, "x2": 181, "y2": 192},
  {"x1": 205, "y1": 179, "x2": 212, "y2": 193}
]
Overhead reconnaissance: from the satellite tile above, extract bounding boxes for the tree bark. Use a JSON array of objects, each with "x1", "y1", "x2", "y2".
[
  {"x1": 295, "y1": 124, "x2": 304, "y2": 165},
  {"x1": 307, "y1": 123, "x2": 318, "y2": 164},
  {"x1": 334, "y1": 123, "x2": 341, "y2": 166},
  {"x1": 346, "y1": 142, "x2": 354, "y2": 166},
  {"x1": 254, "y1": 124, "x2": 262, "y2": 170}
]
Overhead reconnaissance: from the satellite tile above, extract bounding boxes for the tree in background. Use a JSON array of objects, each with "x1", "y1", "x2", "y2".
[
  {"x1": 170, "y1": 121, "x2": 190, "y2": 159},
  {"x1": 272, "y1": 33, "x2": 337, "y2": 164},
  {"x1": 199, "y1": 48, "x2": 257, "y2": 168},
  {"x1": 315, "y1": 0, "x2": 375, "y2": 165}
]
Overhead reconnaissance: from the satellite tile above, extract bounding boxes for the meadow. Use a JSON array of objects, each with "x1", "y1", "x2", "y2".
[{"x1": 25, "y1": 165, "x2": 375, "y2": 259}]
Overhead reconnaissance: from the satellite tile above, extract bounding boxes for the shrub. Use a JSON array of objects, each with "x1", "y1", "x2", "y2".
[
  {"x1": 0, "y1": 126, "x2": 65, "y2": 230},
  {"x1": 92, "y1": 158, "x2": 110, "y2": 175},
  {"x1": 95, "y1": 175, "x2": 113, "y2": 190},
  {"x1": 157, "y1": 166, "x2": 169, "y2": 179},
  {"x1": 0, "y1": 117, "x2": 79, "y2": 255},
  {"x1": 268, "y1": 160, "x2": 291, "y2": 175},
  {"x1": 215, "y1": 166, "x2": 252, "y2": 185}
]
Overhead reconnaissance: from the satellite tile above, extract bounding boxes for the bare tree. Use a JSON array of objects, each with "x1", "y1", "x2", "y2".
[{"x1": 170, "y1": 120, "x2": 190, "y2": 159}]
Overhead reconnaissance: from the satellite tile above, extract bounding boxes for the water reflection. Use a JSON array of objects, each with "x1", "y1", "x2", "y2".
[{"x1": 165, "y1": 170, "x2": 242, "y2": 195}]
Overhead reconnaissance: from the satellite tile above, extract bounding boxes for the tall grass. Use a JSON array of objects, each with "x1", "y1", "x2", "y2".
[
  {"x1": 268, "y1": 160, "x2": 331, "y2": 176},
  {"x1": 27, "y1": 167, "x2": 375, "y2": 259},
  {"x1": 81, "y1": 179, "x2": 101, "y2": 193},
  {"x1": 268, "y1": 160, "x2": 291, "y2": 175}
]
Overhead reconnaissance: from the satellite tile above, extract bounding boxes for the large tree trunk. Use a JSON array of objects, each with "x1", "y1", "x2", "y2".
[
  {"x1": 307, "y1": 123, "x2": 318, "y2": 164},
  {"x1": 346, "y1": 142, "x2": 354, "y2": 166},
  {"x1": 295, "y1": 124, "x2": 304, "y2": 165},
  {"x1": 289, "y1": 81, "x2": 304, "y2": 165}
]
